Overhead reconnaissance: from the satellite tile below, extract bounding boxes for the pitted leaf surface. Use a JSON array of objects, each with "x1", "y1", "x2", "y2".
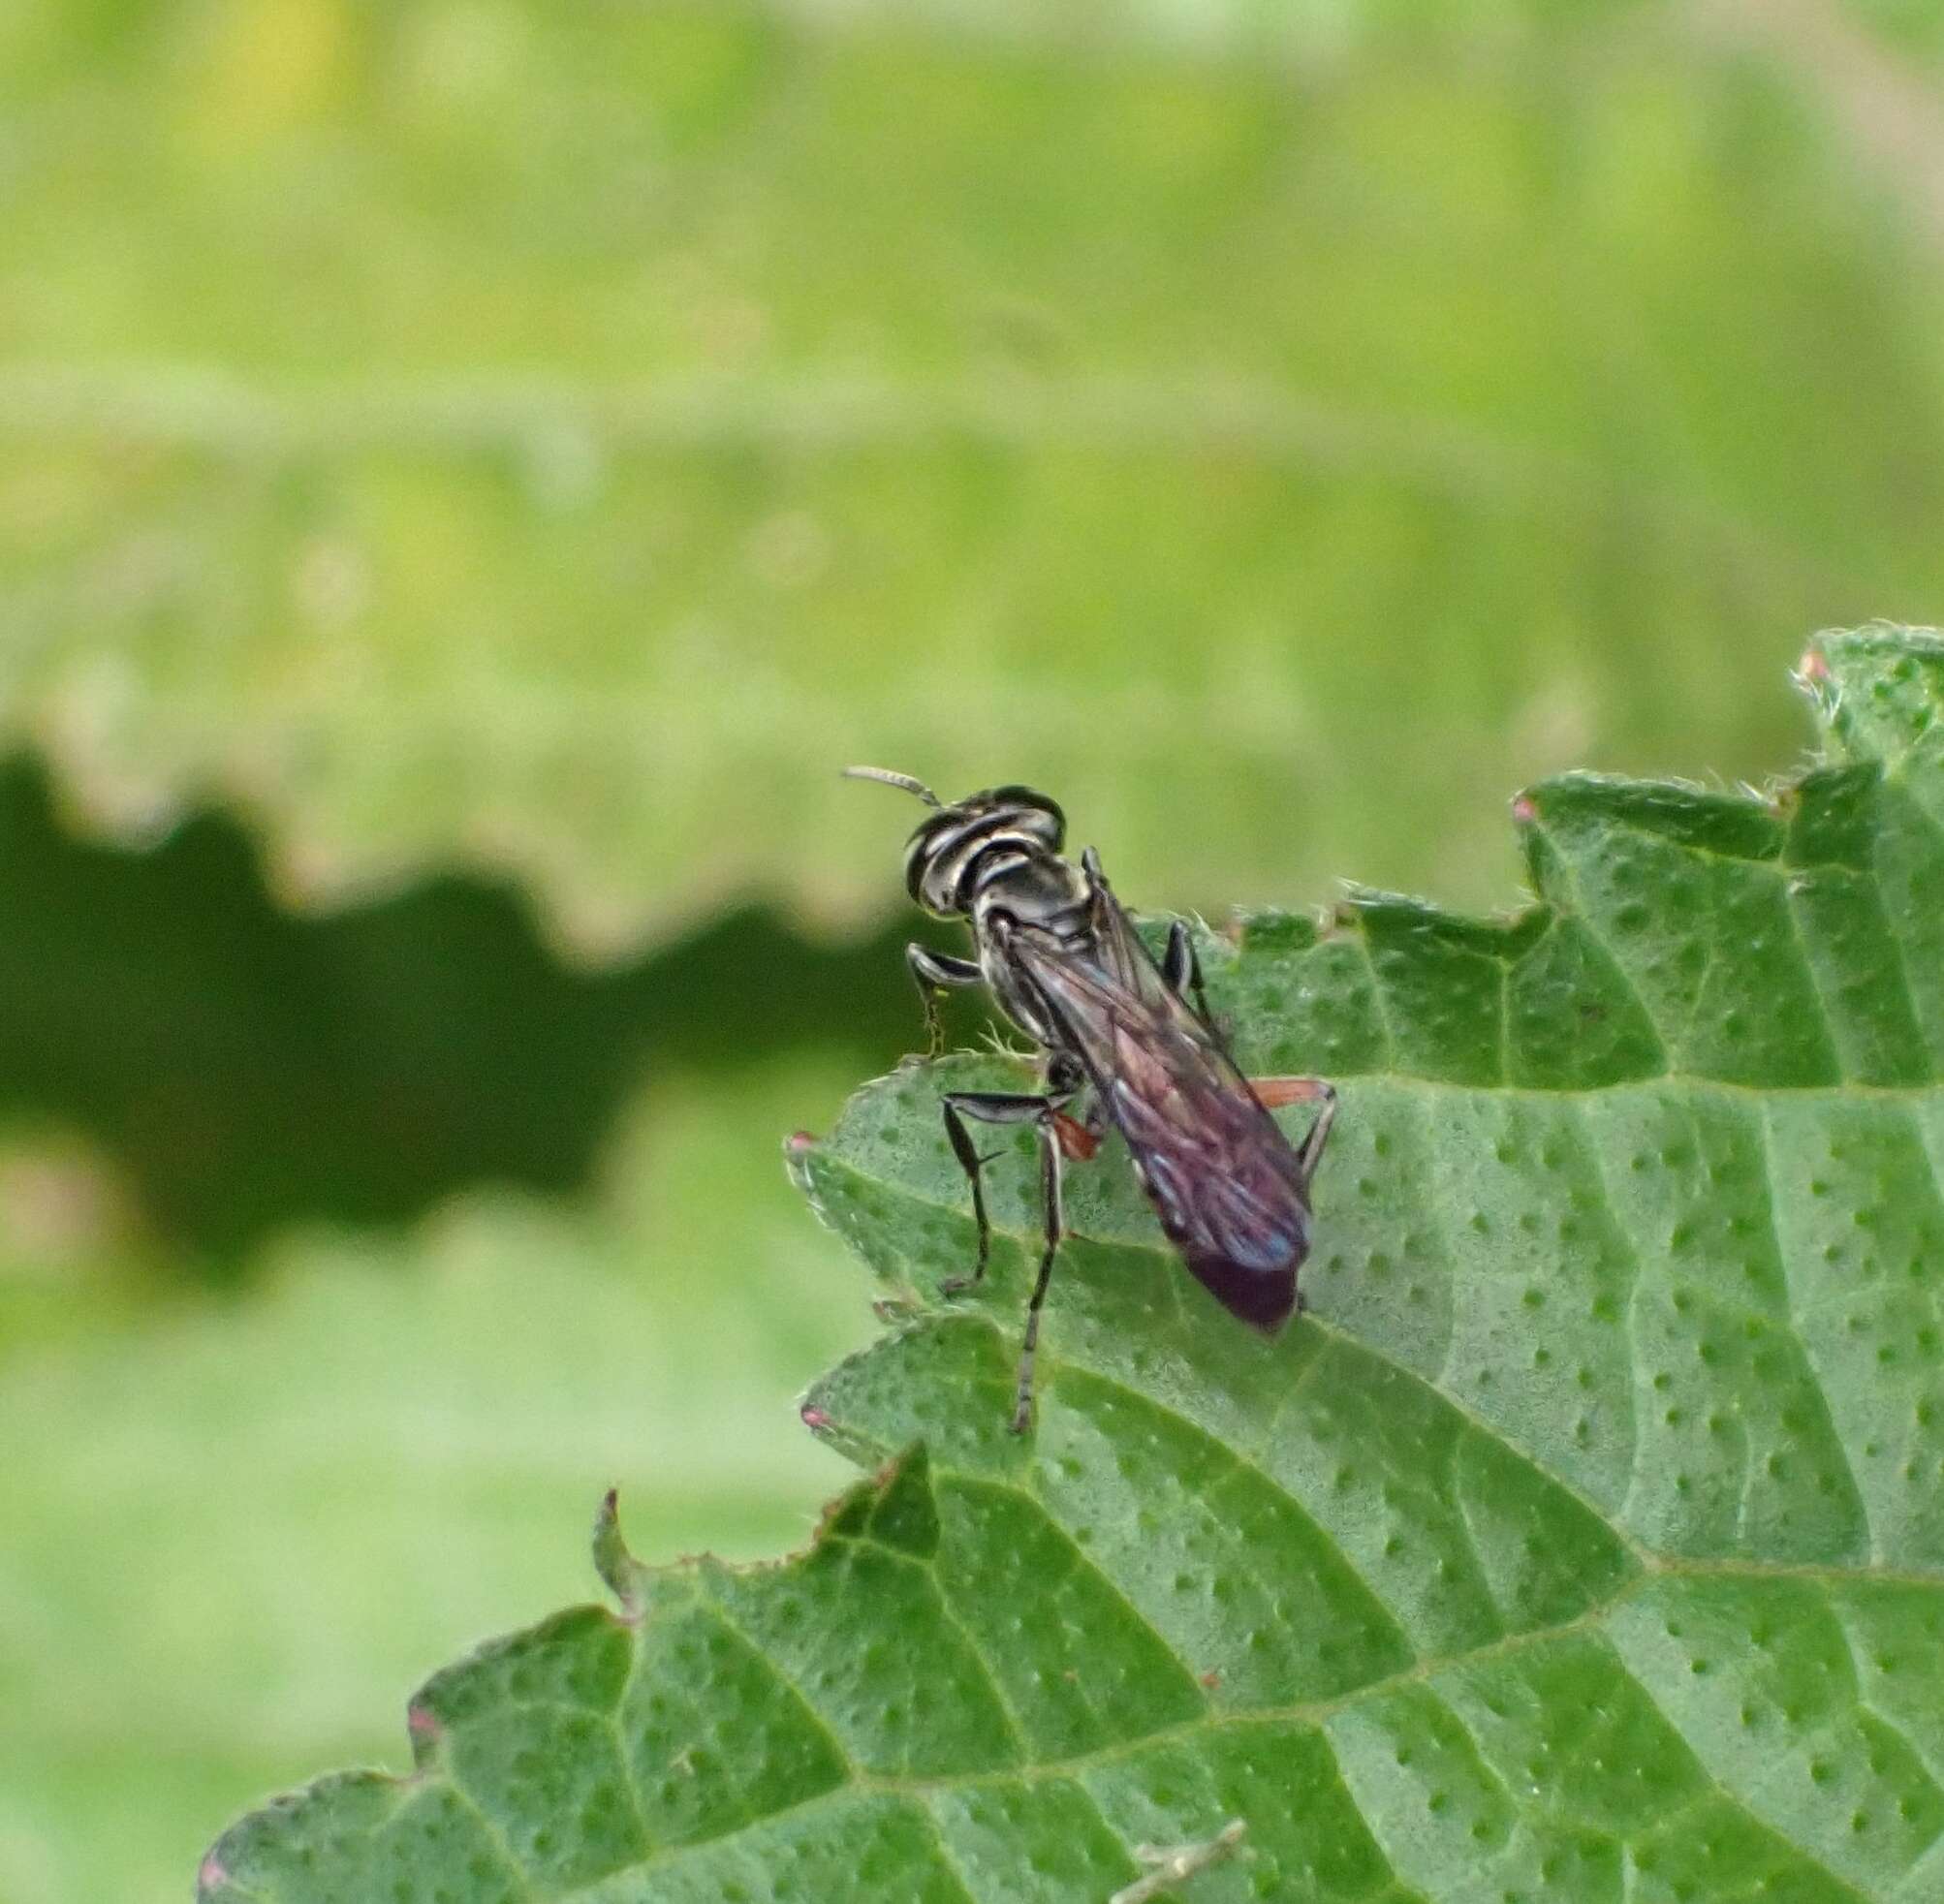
[{"x1": 203, "y1": 629, "x2": 1944, "y2": 1902}]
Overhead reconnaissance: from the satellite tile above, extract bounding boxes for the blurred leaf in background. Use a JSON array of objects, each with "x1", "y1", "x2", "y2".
[
  {"x1": 0, "y1": 752, "x2": 987, "y2": 1266},
  {"x1": 0, "y1": 1056, "x2": 870, "y2": 1904},
  {"x1": 3, "y1": 1, "x2": 1944, "y2": 938},
  {"x1": 3, "y1": 0, "x2": 1944, "y2": 1899}
]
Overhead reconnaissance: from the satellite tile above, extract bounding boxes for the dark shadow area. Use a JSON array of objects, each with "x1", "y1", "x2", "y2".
[{"x1": 0, "y1": 754, "x2": 996, "y2": 1274}]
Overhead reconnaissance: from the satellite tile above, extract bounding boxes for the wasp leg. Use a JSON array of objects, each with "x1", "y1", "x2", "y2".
[
  {"x1": 1249, "y1": 1077, "x2": 1338, "y2": 1187},
  {"x1": 1053, "y1": 1081, "x2": 1109, "y2": 1161},
  {"x1": 938, "y1": 1089, "x2": 1072, "y2": 1432},
  {"x1": 1012, "y1": 1111, "x2": 1065, "y2": 1433},
  {"x1": 1161, "y1": 920, "x2": 1218, "y2": 1030},
  {"x1": 1294, "y1": 1080, "x2": 1337, "y2": 1188},
  {"x1": 938, "y1": 1090, "x2": 1060, "y2": 1293},
  {"x1": 907, "y1": 944, "x2": 984, "y2": 1057}
]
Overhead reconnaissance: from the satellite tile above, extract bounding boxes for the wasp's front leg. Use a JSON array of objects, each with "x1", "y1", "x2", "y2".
[
  {"x1": 938, "y1": 1090, "x2": 1059, "y2": 1292},
  {"x1": 906, "y1": 943, "x2": 984, "y2": 1057},
  {"x1": 938, "y1": 1086, "x2": 1075, "y2": 1433}
]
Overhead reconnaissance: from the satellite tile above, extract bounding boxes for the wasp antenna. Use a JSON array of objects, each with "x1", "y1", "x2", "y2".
[{"x1": 842, "y1": 765, "x2": 942, "y2": 806}]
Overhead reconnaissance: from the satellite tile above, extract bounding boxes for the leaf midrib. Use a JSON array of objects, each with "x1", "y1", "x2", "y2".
[{"x1": 539, "y1": 1521, "x2": 1897, "y2": 1904}]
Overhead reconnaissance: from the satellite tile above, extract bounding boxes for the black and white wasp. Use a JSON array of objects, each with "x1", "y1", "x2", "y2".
[{"x1": 846, "y1": 767, "x2": 1336, "y2": 1432}]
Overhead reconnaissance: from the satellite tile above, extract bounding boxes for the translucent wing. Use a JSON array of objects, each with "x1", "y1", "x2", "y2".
[{"x1": 1005, "y1": 884, "x2": 1313, "y2": 1329}]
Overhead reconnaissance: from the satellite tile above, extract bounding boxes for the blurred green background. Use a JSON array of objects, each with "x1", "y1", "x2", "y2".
[{"x1": 3, "y1": 2, "x2": 1943, "y2": 1897}]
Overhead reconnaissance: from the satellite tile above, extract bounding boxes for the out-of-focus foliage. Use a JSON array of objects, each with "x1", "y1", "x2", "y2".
[
  {"x1": 0, "y1": 1057, "x2": 869, "y2": 1904},
  {"x1": 3, "y1": 2, "x2": 1944, "y2": 940},
  {"x1": 0, "y1": 753, "x2": 988, "y2": 1264}
]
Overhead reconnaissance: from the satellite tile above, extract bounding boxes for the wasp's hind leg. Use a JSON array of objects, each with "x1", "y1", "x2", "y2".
[
  {"x1": 907, "y1": 944, "x2": 984, "y2": 1057},
  {"x1": 1248, "y1": 1077, "x2": 1338, "y2": 1187},
  {"x1": 1293, "y1": 1080, "x2": 1337, "y2": 1185},
  {"x1": 937, "y1": 1088, "x2": 1072, "y2": 1433}
]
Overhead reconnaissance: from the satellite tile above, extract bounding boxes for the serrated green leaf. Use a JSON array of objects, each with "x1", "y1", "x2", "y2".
[
  {"x1": 6, "y1": 6, "x2": 1944, "y2": 942},
  {"x1": 204, "y1": 627, "x2": 1944, "y2": 1901}
]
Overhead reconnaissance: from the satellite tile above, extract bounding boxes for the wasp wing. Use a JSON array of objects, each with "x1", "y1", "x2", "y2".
[{"x1": 1006, "y1": 886, "x2": 1312, "y2": 1330}]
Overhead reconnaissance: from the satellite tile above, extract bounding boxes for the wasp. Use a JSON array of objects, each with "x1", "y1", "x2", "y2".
[{"x1": 845, "y1": 767, "x2": 1335, "y2": 1433}]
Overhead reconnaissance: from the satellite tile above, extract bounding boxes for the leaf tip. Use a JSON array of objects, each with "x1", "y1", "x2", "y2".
[
  {"x1": 405, "y1": 1701, "x2": 443, "y2": 1767},
  {"x1": 1794, "y1": 640, "x2": 1838, "y2": 728},
  {"x1": 811, "y1": 1443, "x2": 940, "y2": 1555},
  {"x1": 796, "y1": 1360, "x2": 893, "y2": 1465},
  {"x1": 591, "y1": 1486, "x2": 645, "y2": 1619},
  {"x1": 1324, "y1": 890, "x2": 1365, "y2": 936}
]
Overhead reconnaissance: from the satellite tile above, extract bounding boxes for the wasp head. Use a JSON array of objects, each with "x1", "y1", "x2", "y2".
[{"x1": 843, "y1": 768, "x2": 1067, "y2": 920}]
